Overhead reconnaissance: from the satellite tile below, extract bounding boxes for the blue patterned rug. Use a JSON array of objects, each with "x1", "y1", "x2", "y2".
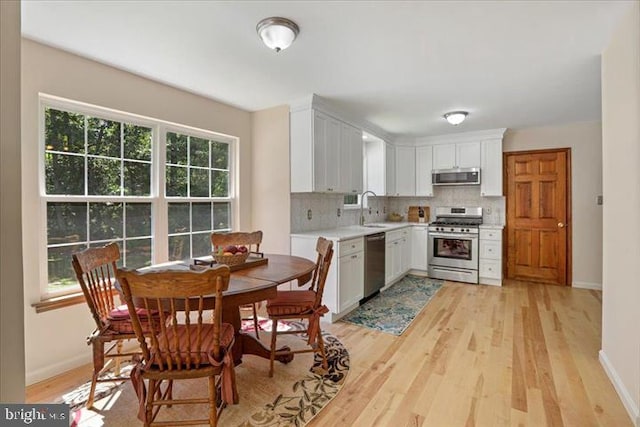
[{"x1": 340, "y1": 275, "x2": 443, "y2": 335}]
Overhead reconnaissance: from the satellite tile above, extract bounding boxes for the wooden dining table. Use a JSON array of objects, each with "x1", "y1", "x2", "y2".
[{"x1": 142, "y1": 253, "x2": 316, "y2": 366}]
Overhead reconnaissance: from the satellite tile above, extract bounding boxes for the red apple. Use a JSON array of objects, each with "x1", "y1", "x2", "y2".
[
  {"x1": 223, "y1": 245, "x2": 238, "y2": 254},
  {"x1": 237, "y1": 245, "x2": 248, "y2": 253}
]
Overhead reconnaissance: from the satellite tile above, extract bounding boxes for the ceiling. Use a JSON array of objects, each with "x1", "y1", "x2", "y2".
[{"x1": 21, "y1": 1, "x2": 633, "y2": 139}]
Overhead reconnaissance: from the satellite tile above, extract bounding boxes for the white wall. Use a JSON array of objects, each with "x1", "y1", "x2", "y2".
[
  {"x1": 21, "y1": 39, "x2": 253, "y2": 383},
  {"x1": 251, "y1": 106, "x2": 291, "y2": 254},
  {"x1": 600, "y1": 3, "x2": 640, "y2": 425},
  {"x1": 0, "y1": 0, "x2": 26, "y2": 402},
  {"x1": 503, "y1": 121, "x2": 603, "y2": 288}
]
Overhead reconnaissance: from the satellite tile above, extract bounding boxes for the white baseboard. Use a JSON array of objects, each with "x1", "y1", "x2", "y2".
[
  {"x1": 26, "y1": 352, "x2": 91, "y2": 386},
  {"x1": 573, "y1": 281, "x2": 602, "y2": 290},
  {"x1": 599, "y1": 350, "x2": 640, "y2": 426}
]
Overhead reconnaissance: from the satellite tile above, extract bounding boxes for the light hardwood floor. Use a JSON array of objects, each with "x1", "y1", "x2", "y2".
[{"x1": 27, "y1": 280, "x2": 632, "y2": 426}]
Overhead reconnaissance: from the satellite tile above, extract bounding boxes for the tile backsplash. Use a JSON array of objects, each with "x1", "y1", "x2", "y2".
[
  {"x1": 291, "y1": 186, "x2": 505, "y2": 233},
  {"x1": 388, "y1": 186, "x2": 505, "y2": 225}
]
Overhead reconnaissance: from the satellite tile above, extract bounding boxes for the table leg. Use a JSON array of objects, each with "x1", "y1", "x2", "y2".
[{"x1": 222, "y1": 305, "x2": 293, "y2": 366}]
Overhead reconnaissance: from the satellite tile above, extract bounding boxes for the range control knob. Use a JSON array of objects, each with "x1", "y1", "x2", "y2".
[{"x1": 450, "y1": 228, "x2": 454, "y2": 232}]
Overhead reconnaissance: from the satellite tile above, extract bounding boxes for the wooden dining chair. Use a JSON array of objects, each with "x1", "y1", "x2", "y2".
[
  {"x1": 71, "y1": 242, "x2": 158, "y2": 408},
  {"x1": 211, "y1": 230, "x2": 263, "y2": 338},
  {"x1": 117, "y1": 265, "x2": 238, "y2": 427},
  {"x1": 266, "y1": 237, "x2": 334, "y2": 377}
]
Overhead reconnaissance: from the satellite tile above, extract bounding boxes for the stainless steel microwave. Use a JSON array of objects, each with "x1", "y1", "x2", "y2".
[{"x1": 432, "y1": 167, "x2": 481, "y2": 186}]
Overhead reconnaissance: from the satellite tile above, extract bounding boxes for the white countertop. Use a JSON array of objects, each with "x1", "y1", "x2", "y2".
[
  {"x1": 479, "y1": 224, "x2": 505, "y2": 230},
  {"x1": 292, "y1": 222, "x2": 504, "y2": 241},
  {"x1": 291, "y1": 222, "x2": 416, "y2": 241}
]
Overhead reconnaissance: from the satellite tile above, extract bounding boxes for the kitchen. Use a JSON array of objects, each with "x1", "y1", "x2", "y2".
[{"x1": 289, "y1": 95, "x2": 506, "y2": 321}]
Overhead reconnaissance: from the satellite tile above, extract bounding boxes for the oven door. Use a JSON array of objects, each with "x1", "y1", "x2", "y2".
[{"x1": 428, "y1": 232, "x2": 478, "y2": 270}]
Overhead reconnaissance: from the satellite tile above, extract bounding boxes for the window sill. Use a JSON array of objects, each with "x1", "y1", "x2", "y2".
[{"x1": 32, "y1": 292, "x2": 87, "y2": 313}]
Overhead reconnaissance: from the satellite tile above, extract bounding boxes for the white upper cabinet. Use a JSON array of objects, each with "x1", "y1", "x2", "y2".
[
  {"x1": 343, "y1": 123, "x2": 363, "y2": 194},
  {"x1": 480, "y1": 138, "x2": 503, "y2": 196},
  {"x1": 385, "y1": 143, "x2": 396, "y2": 196},
  {"x1": 290, "y1": 107, "x2": 363, "y2": 193},
  {"x1": 415, "y1": 145, "x2": 434, "y2": 197},
  {"x1": 432, "y1": 141, "x2": 481, "y2": 169},
  {"x1": 394, "y1": 146, "x2": 415, "y2": 196}
]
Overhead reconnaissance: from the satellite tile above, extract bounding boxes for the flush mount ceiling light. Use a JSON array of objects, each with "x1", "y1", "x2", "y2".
[
  {"x1": 256, "y1": 17, "x2": 299, "y2": 52},
  {"x1": 444, "y1": 111, "x2": 468, "y2": 126}
]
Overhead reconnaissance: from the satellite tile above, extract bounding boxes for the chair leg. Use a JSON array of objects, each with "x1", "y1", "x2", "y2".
[
  {"x1": 317, "y1": 328, "x2": 328, "y2": 370},
  {"x1": 87, "y1": 341, "x2": 104, "y2": 408},
  {"x1": 252, "y1": 303, "x2": 260, "y2": 339},
  {"x1": 208, "y1": 375, "x2": 217, "y2": 427},
  {"x1": 269, "y1": 319, "x2": 278, "y2": 377},
  {"x1": 115, "y1": 340, "x2": 123, "y2": 375},
  {"x1": 145, "y1": 378, "x2": 155, "y2": 427}
]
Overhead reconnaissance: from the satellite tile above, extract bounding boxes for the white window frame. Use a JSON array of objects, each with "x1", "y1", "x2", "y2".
[{"x1": 38, "y1": 94, "x2": 238, "y2": 299}]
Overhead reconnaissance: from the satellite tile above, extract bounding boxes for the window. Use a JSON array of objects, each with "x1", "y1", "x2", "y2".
[
  {"x1": 165, "y1": 131, "x2": 232, "y2": 260},
  {"x1": 41, "y1": 98, "x2": 236, "y2": 298}
]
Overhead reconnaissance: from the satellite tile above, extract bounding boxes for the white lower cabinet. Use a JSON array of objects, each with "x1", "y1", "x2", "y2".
[
  {"x1": 410, "y1": 226, "x2": 429, "y2": 271},
  {"x1": 479, "y1": 226, "x2": 503, "y2": 286},
  {"x1": 290, "y1": 235, "x2": 364, "y2": 322},
  {"x1": 385, "y1": 227, "x2": 411, "y2": 285},
  {"x1": 338, "y1": 242, "x2": 364, "y2": 312}
]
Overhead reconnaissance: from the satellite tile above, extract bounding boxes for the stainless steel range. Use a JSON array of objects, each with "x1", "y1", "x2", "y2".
[{"x1": 428, "y1": 207, "x2": 483, "y2": 284}]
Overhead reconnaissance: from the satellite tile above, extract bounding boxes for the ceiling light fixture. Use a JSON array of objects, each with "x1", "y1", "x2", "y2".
[
  {"x1": 256, "y1": 17, "x2": 299, "y2": 52},
  {"x1": 444, "y1": 111, "x2": 468, "y2": 126}
]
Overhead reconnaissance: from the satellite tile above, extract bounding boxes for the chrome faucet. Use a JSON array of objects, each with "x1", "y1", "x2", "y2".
[{"x1": 359, "y1": 190, "x2": 378, "y2": 225}]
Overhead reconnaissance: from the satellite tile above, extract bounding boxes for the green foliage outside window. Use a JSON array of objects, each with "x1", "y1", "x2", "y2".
[{"x1": 43, "y1": 105, "x2": 234, "y2": 296}]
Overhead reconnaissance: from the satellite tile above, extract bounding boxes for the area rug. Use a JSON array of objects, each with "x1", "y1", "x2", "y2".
[
  {"x1": 61, "y1": 321, "x2": 349, "y2": 426},
  {"x1": 340, "y1": 275, "x2": 443, "y2": 335}
]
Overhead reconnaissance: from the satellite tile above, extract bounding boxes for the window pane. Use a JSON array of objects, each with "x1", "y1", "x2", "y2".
[
  {"x1": 166, "y1": 132, "x2": 187, "y2": 165},
  {"x1": 190, "y1": 137, "x2": 209, "y2": 168},
  {"x1": 47, "y1": 243, "x2": 86, "y2": 290},
  {"x1": 89, "y1": 202, "x2": 123, "y2": 241},
  {"x1": 45, "y1": 108, "x2": 84, "y2": 153},
  {"x1": 168, "y1": 203, "x2": 190, "y2": 234},
  {"x1": 211, "y1": 170, "x2": 229, "y2": 197},
  {"x1": 169, "y1": 235, "x2": 190, "y2": 261},
  {"x1": 47, "y1": 202, "x2": 87, "y2": 244},
  {"x1": 190, "y1": 168, "x2": 209, "y2": 197},
  {"x1": 126, "y1": 203, "x2": 151, "y2": 237},
  {"x1": 166, "y1": 165, "x2": 187, "y2": 197},
  {"x1": 344, "y1": 194, "x2": 358, "y2": 205},
  {"x1": 192, "y1": 232, "x2": 212, "y2": 257},
  {"x1": 88, "y1": 157, "x2": 121, "y2": 196},
  {"x1": 45, "y1": 153, "x2": 84, "y2": 195},
  {"x1": 192, "y1": 203, "x2": 211, "y2": 232},
  {"x1": 213, "y1": 202, "x2": 230, "y2": 230},
  {"x1": 211, "y1": 141, "x2": 228, "y2": 169},
  {"x1": 124, "y1": 161, "x2": 151, "y2": 196},
  {"x1": 124, "y1": 124, "x2": 152, "y2": 161},
  {"x1": 124, "y1": 238, "x2": 152, "y2": 269},
  {"x1": 87, "y1": 117, "x2": 120, "y2": 157}
]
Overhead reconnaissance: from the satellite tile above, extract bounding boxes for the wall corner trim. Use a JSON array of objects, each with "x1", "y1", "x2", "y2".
[{"x1": 599, "y1": 350, "x2": 639, "y2": 426}]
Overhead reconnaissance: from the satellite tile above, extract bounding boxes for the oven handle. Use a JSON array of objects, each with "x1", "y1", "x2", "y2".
[{"x1": 430, "y1": 233, "x2": 478, "y2": 240}]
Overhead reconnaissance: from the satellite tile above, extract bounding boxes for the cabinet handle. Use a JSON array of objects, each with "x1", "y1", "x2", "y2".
[{"x1": 351, "y1": 254, "x2": 358, "y2": 259}]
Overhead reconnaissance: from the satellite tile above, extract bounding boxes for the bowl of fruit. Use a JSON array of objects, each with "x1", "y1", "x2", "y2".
[{"x1": 213, "y1": 244, "x2": 250, "y2": 266}]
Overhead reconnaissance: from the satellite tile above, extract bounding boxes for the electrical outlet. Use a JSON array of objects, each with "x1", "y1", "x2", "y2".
[
  {"x1": 337, "y1": 208, "x2": 341, "y2": 217},
  {"x1": 597, "y1": 195, "x2": 603, "y2": 205},
  {"x1": 307, "y1": 209, "x2": 312, "y2": 220}
]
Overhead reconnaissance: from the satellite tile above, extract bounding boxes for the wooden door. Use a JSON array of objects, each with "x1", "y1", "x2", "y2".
[{"x1": 505, "y1": 149, "x2": 571, "y2": 285}]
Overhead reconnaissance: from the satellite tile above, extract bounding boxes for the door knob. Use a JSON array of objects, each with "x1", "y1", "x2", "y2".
[{"x1": 558, "y1": 222, "x2": 565, "y2": 228}]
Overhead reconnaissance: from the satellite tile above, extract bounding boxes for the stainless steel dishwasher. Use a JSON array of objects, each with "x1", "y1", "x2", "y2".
[{"x1": 363, "y1": 232, "x2": 386, "y2": 301}]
